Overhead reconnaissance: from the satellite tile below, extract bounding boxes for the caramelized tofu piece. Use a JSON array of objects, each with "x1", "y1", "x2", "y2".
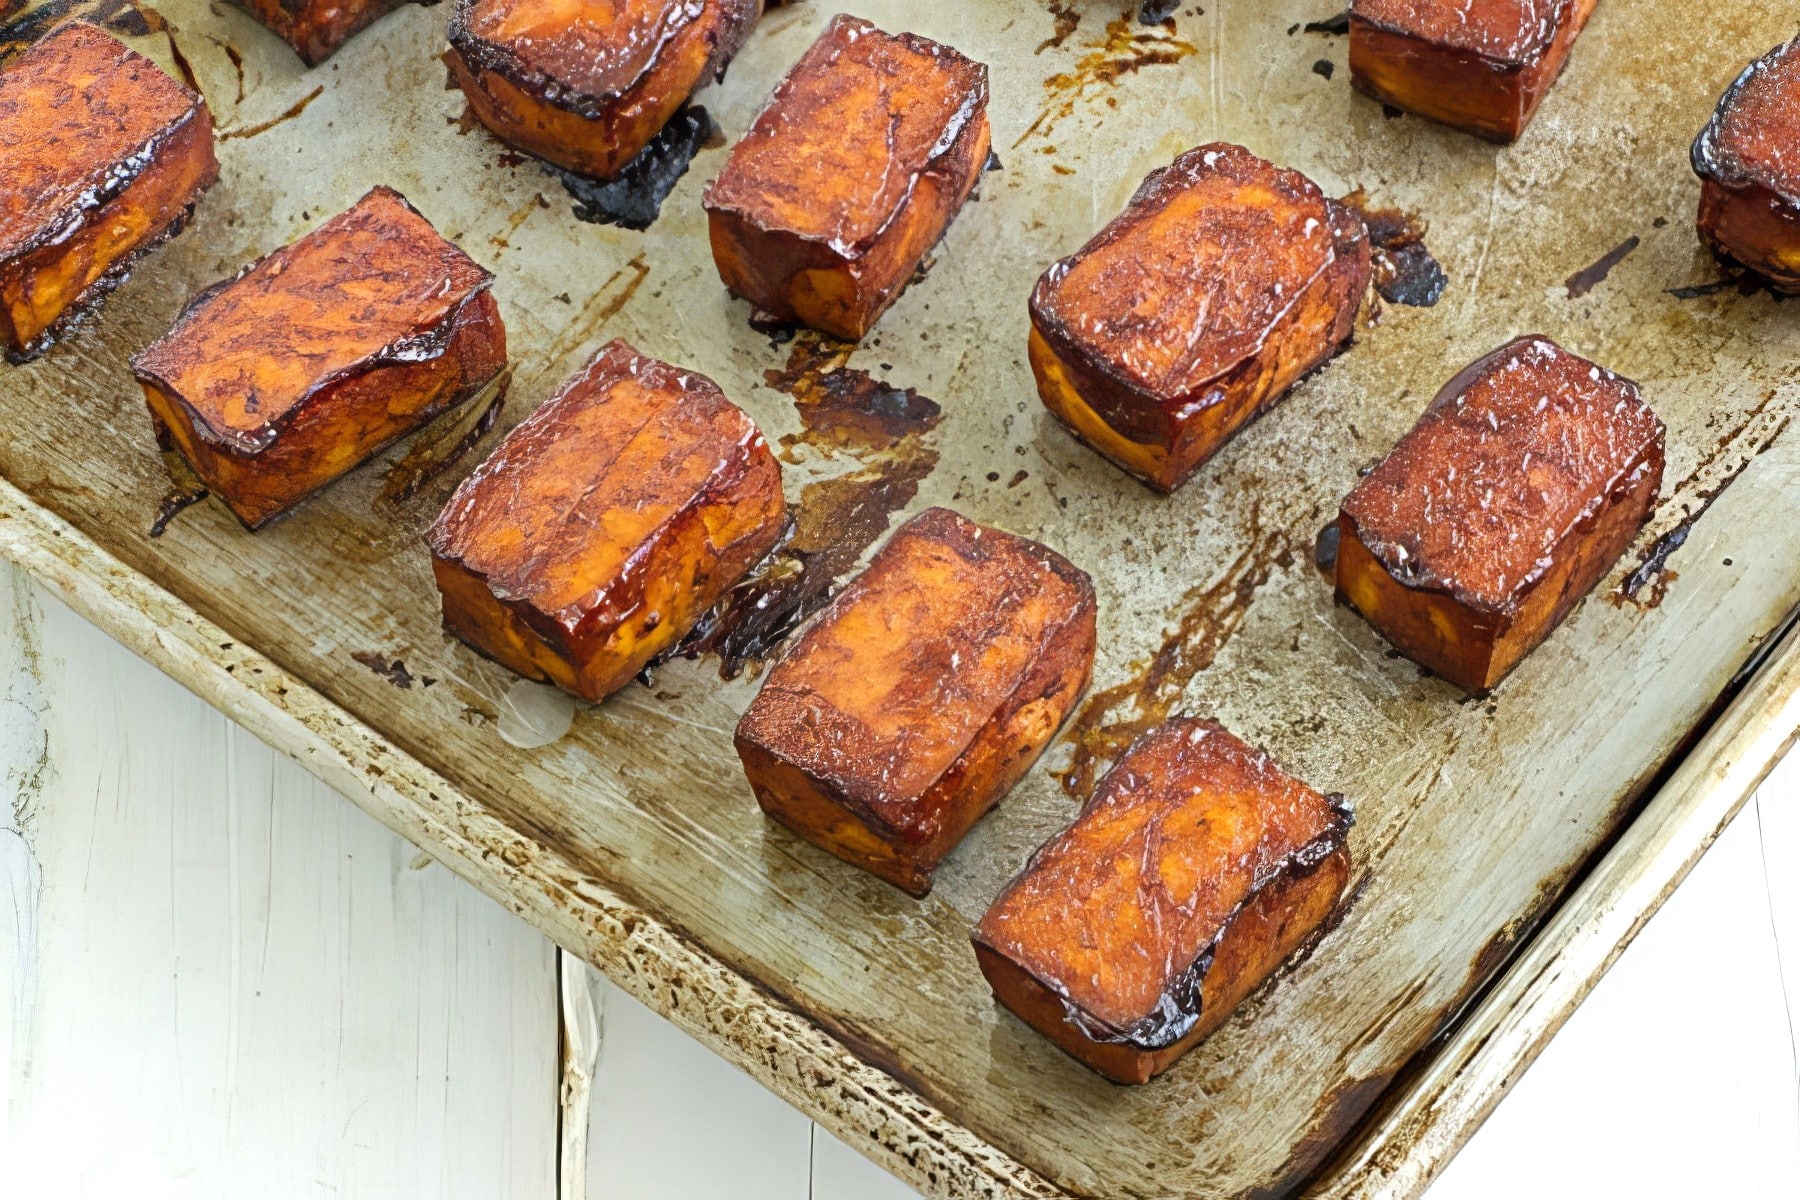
[
  {"x1": 429, "y1": 340, "x2": 785, "y2": 703},
  {"x1": 234, "y1": 0, "x2": 425, "y2": 65},
  {"x1": 1692, "y1": 36, "x2": 1800, "y2": 291},
  {"x1": 735, "y1": 508, "x2": 1096, "y2": 897},
  {"x1": 1348, "y1": 0, "x2": 1599, "y2": 141},
  {"x1": 702, "y1": 15, "x2": 990, "y2": 341},
  {"x1": 973, "y1": 718, "x2": 1353, "y2": 1085},
  {"x1": 130, "y1": 187, "x2": 507, "y2": 530},
  {"x1": 1336, "y1": 335, "x2": 1664, "y2": 693},
  {"x1": 0, "y1": 22, "x2": 217, "y2": 363},
  {"x1": 448, "y1": 0, "x2": 762, "y2": 179},
  {"x1": 1029, "y1": 144, "x2": 1369, "y2": 493}
]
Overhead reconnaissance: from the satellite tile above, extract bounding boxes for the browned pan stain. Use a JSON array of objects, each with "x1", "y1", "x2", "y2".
[
  {"x1": 1235, "y1": 1071, "x2": 1396, "y2": 1200},
  {"x1": 1057, "y1": 515, "x2": 1293, "y2": 798},
  {"x1": 1564, "y1": 235, "x2": 1641, "y2": 299},
  {"x1": 765, "y1": 333, "x2": 944, "y2": 463},
  {"x1": 218, "y1": 85, "x2": 323, "y2": 141},
  {"x1": 351, "y1": 650, "x2": 414, "y2": 689},
  {"x1": 379, "y1": 368, "x2": 512, "y2": 509},
  {"x1": 1338, "y1": 190, "x2": 1447, "y2": 307},
  {"x1": 1, "y1": 0, "x2": 152, "y2": 64},
  {"x1": 1016, "y1": 6, "x2": 1198, "y2": 148},
  {"x1": 1035, "y1": 2, "x2": 1079, "y2": 53}
]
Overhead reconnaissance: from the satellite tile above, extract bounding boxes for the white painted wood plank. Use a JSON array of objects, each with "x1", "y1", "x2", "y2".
[
  {"x1": 579, "y1": 959, "x2": 813, "y2": 1200},
  {"x1": 0, "y1": 566, "x2": 559, "y2": 1198}
]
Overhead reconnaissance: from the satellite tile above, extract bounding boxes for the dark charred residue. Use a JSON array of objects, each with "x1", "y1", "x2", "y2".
[
  {"x1": 1564, "y1": 235, "x2": 1640, "y2": 299},
  {"x1": 1313, "y1": 520, "x2": 1340, "y2": 577},
  {"x1": 380, "y1": 369, "x2": 512, "y2": 508},
  {"x1": 1057, "y1": 518, "x2": 1293, "y2": 798},
  {"x1": 1138, "y1": 0, "x2": 1179, "y2": 24},
  {"x1": 1235, "y1": 1073, "x2": 1395, "y2": 1200},
  {"x1": 148, "y1": 483, "x2": 208, "y2": 538},
  {"x1": 1312, "y1": 58, "x2": 1335, "y2": 80},
  {"x1": 1, "y1": 0, "x2": 152, "y2": 65},
  {"x1": 549, "y1": 105, "x2": 719, "y2": 231},
  {"x1": 1304, "y1": 10, "x2": 1352, "y2": 36},
  {"x1": 165, "y1": 31, "x2": 200, "y2": 96},
  {"x1": 1666, "y1": 278, "x2": 1736, "y2": 299},
  {"x1": 352, "y1": 650, "x2": 414, "y2": 689},
  {"x1": 1340, "y1": 188, "x2": 1447, "y2": 307},
  {"x1": 1018, "y1": 10, "x2": 1198, "y2": 147},
  {"x1": 223, "y1": 43, "x2": 246, "y2": 104},
  {"x1": 1036, "y1": 2, "x2": 1081, "y2": 54},
  {"x1": 984, "y1": 149, "x2": 1003, "y2": 172},
  {"x1": 218, "y1": 85, "x2": 324, "y2": 142},
  {"x1": 1666, "y1": 266, "x2": 1792, "y2": 302},
  {"x1": 676, "y1": 336, "x2": 943, "y2": 680}
]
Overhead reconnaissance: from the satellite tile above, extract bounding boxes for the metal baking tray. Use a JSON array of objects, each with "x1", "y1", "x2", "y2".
[{"x1": 4, "y1": 2, "x2": 1799, "y2": 1196}]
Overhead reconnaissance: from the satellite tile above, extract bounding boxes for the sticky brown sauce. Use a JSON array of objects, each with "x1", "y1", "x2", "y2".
[
  {"x1": 675, "y1": 335, "x2": 943, "y2": 680},
  {"x1": 1, "y1": 0, "x2": 153, "y2": 65},
  {"x1": 1019, "y1": 6, "x2": 1198, "y2": 147},
  {"x1": 1339, "y1": 189, "x2": 1447, "y2": 308},
  {"x1": 549, "y1": 105, "x2": 722, "y2": 231},
  {"x1": 1057, "y1": 519, "x2": 1294, "y2": 798}
]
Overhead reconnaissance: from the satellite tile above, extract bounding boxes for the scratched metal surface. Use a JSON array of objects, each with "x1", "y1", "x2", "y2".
[{"x1": 3, "y1": 1, "x2": 1799, "y2": 1197}]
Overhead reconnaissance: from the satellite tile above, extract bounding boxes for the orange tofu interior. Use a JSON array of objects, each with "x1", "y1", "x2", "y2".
[
  {"x1": 1336, "y1": 335, "x2": 1664, "y2": 694},
  {"x1": 429, "y1": 338, "x2": 786, "y2": 703},
  {"x1": 234, "y1": 0, "x2": 418, "y2": 66},
  {"x1": 1348, "y1": 0, "x2": 1600, "y2": 141},
  {"x1": 1692, "y1": 36, "x2": 1800, "y2": 290},
  {"x1": 448, "y1": 0, "x2": 762, "y2": 179},
  {"x1": 1029, "y1": 143, "x2": 1369, "y2": 493},
  {"x1": 735, "y1": 507, "x2": 1096, "y2": 898},
  {"x1": 130, "y1": 186, "x2": 507, "y2": 530},
  {"x1": 703, "y1": 14, "x2": 990, "y2": 341},
  {"x1": 0, "y1": 22, "x2": 217, "y2": 363},
  {"x1": 973, "y1": 718, "x2": 1353, "y2": 1085}
]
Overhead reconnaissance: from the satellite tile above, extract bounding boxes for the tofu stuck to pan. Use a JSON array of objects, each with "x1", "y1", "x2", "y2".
[
  {"x1": 735, "y1": 508, "x2": 1096, "y2": 898},
  {"x1": 0, "y1": 21, "x2": 217, "y2": 363},
  {"x1": 1692, "y1": 35, "x2": 1800, "y2": 292},
  {"x1": 131, "y1": 187, "x2": 507, "y2": 530},
  {"x1": 1029, "y1": 143, "x2": 1369, "y2": 493},
  {"x1": 973, "y1": 718, "x2": 1353, "y2": 1085},
  {"x1": 233, "y1": 0, "x2": 426, "y2": 66},
  {"x1": 1347, "y1": 0, "x2": 1599, "y2": 141},
  {"x1": 1335, "y1": 335, "x2": 1664, "y2": 694},
  {"x1": 447, "y1": 0, "x2": 763, "y2": 180},
  {"x1": 429, "y1": 339, "x2": 786, "y2": 704},
  {"x1": 703, "y1": 14, "x2": 990, "y2": 341}
]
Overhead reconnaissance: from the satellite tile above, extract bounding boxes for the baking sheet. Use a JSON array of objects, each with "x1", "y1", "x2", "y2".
[{"x1": 3, "y1": 1, "x2": 1799, "y2": 1197}]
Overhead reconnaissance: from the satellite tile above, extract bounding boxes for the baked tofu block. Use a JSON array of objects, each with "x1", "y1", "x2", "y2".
[
  {"x1": 702, "y1": 14, "x2": 990, "y2": 341},
  {"x1": 1348, "y1": 0, "x2": 1599, "y2": 141},
  {"x1": 234, "y1": 0, "x2": 428, "y2": 66},
  {"x1": 130, "y1": 187, "x2": 507, "y2": 530},
  {"x1": 1029, "y1": 143, "x2": 1369, "y2": 493},
  {"x1": 1336, "y1": 335, "x2": 1664, "y2": 693},
  {"x1": 448, "y1": 0, "x2": 762, "y2": 179},
  {"x1": 735, "y1": 508, "x2": 1095, "y2": 898},
  {"x1": 0, "y1": 22, "x2": 217, "y2": 363},
  {"x1": 429, "y1": 339, "x2": 785, "y2": 703},
  {"x1": 973, "y1": 718, "x2": 1353, "y2": 1085},
  {"x1": 1692, "y1": 36, "x2": 1800, "y2": 291}
]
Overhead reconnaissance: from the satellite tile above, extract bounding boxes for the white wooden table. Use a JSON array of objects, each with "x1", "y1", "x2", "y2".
[{"x1": 3, "y1": 563, "x2": 1796, "y2": 1199}]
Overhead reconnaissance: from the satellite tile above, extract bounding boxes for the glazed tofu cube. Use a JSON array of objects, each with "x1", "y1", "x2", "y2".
[
  {"x1": 1692, "y1": 35, "x2": 1800, "y2": 291},
  {"x1": 0, "y1": 22, "x2": 217, "y2": 363},
  {"x1": 130, "y1": 187, "x2": 507, "y2": 529},
  {"x1": 1029, "y1": 143, "x2": 1369, "y2": 493},
  {"x1": 973, "y1": 718, "x2": 1353, "y2": 1085},
  {"x1": 1348, "y1": 0, "x2": 1599, "y2": 141},
  {"x1": 428, "y1": 339, "x2": 786, "y2": 703},
  {"x1": 448, "y1": 0, "x2": 763, "y2": 180},
  {"x1": 1336, "y1": 335, "x2": 1664, "y2": 693},
  {"x1": 702, "y1": 14, "x2": 990, "y2": 341},
  {"x1": 234, "y1": 0, "x2": 424, "y2": 66},
  {"x1": 735, "y1": 508, "x2": 1095, "y2": 898}
]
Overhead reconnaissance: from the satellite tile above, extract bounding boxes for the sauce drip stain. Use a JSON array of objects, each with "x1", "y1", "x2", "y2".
[
  {"x1": 1018, "y1": 8, "x2": 1198, "y2": 147},
  {"x1": 765, "y1": 335, "x2": 942, "y2": 463},
  {"x1": 1564, "y1": 235, "x2": 1640, "y2": 298},
  {"x1": 549, "y1": 105, "x2": 719, "y2": 231},
  {"x1": 149, "y1": 447, "x2": 209, "y2": 538},
  {"x1": 351, "y1": 650, "x2": 414, "y2": 689},
  {"x1": 380, "y1": 369, "x2": 511, "y2": 507},
  {"x1": 1057, "y1": 518, "x2": 1293, "y2": 798},
  {"x1": 1339, "y1": 189, "x2": 1447, "y2": 307},
  {"x1": 1036, "y1": 2, "x2": 1081, "y2": 54}
]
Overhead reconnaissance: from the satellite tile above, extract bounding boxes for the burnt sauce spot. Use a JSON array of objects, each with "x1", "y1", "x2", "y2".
[
  {"x1": 149, "y1": 483, "x2": 208, "y2": 538},
  {"x1": 1339, "y1": 189, "x2": 1447, "y2": 307},
  {"x1": 550, "y1": 105, "x2": 719, "y2": 231},
  {"x1": 1304, "y1": 10, "x2": 1352, "y2": 35},
  {"x1": 1312, "y1": 520, "x2": 1340, "y2": 577},
  {"x1": 1564, "y1": 235, "x2": 1640, "y2": 299},
  {"x1": 380, "y1": 369, "x2": 512, "y2": 508},
  {"x1": 219, "y1": 85, "x2": 324, "y2": 142},
  {"x1": 1312, "y1": 59, "x2": 1335, "y2": 80},
  {"x1": 676, "y1": 335, "x2": 943, "y2": 680},
  {"x1": 1138, "y1": 0, "x2": 1178, "y2": 24},
  {"x1": 2, "y1": 0, "x2": 151, "y2": 64},
  {"x1": 1036, "y1": 2, "x2": 1081, "y2": 54},
  {"x1": 1019, "y1": 7, "x2": 1198, "y2": 146},
  {"x1": 352, "y1": 650, "x2": 414, "y2": 689},
  {"x1": 1058, "y1": 518, "x2": 1293, "y2": 798}
]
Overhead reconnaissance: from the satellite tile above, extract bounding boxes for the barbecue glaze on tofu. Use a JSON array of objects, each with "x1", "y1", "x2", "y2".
[
  {"x1": 429, "y1": 340, "x2": 785, "y2": 704},
  {"x1": 0, "y1": 22, "x2": 217, "y2": 363},
  {"x1": 735, "y1": 508, "x2": 1096, "y2": 898},
  {"x1": 973, "y1": 718, "x2": 1353, "y2": 1085},
  {"x1": 702, "y1": 15, "x2": 990, "y2": 341},
  {"x1": 131, "y1": 187, "x2": 507, "y2": 530},
  {"x1": 1029, "y1": 143, "x2": 1369, "y2": 493},
  {"x1": 1692, "y1": 36, "x2": 1800, "y2": 292},
  {"x1": 1336, "y1": 336, "x2": 1664, "y2": 693},
  {"x1": 1348, "y1": 0, "x2": 1599, "y2": 141},
  {"x1": 234, "y1": 0, "x2": 424, "y2": 66}
]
